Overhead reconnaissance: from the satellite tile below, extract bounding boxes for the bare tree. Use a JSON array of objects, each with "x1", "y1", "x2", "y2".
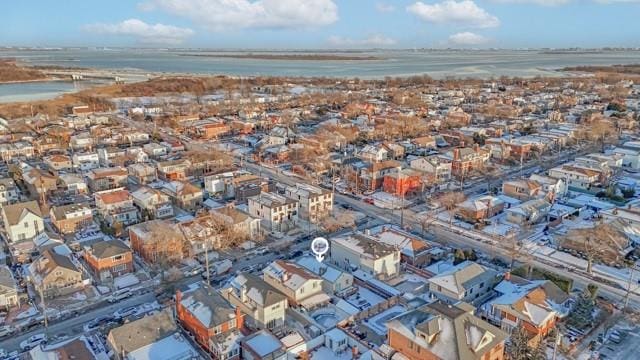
[
  {"x1": 560, "y1": 221, "x2": 624, "y2": 274},
  {"x1": 437, "y1": 191, "x2": 466, "y2": 227}
]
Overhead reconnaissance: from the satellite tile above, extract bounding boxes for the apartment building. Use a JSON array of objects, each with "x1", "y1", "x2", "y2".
[
  {"x1": 222, "y1": 273, "x2": 288, "y2": 330},
  {"x1": 50, "y1": 204, "x2": 93, "y2": 234},
  {"x1": 329, "y1": 233, "x2": 400, "y2": 280},
  {"x1": 248, "y1": 192, "x2": 299, "y2": 232},
  {"x1": 284, "y1": 183, "x2": 333, "y2": 224}
]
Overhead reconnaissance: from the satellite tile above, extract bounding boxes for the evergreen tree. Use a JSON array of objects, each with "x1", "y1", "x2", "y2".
[{"x1": 507, "y1": 327, "x2": 530, "y2": 360}]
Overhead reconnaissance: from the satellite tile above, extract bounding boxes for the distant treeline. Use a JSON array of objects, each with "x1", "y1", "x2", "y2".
[
  {"x1": 178, "y1": 53, "x2": 381, "y2": 61},
  {"x1": 563, "y1": 64, "x2": 640, "y2": 74}
]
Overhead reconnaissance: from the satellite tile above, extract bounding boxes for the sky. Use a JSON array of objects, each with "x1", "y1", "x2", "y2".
[{"x1": 2, "y1": 0, "x2": 640, "y2": 49}]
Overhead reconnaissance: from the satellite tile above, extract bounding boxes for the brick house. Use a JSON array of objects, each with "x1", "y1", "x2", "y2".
[
  {"x1": 87, "y1": 167, "x2": 128, "y2": 192},
  {"x1": 457, "y1": 195, "x2": 505, "y2": 223},
  {"x1": 387, "y1": 301, "x2": 507, "y2": 360},
  {"x1": 502, "y1": 179, "x2": 543, "y2": 201},
  {"x1": 156, "y1": 159, "x2": 190, "y2": 181},
  {"x1": 481, "y1": 275, "x2": 571, "y2": 346},
  {"x1": 84, "y1": 239, "x2": 134, "y2": 282},
  {"x1": 383, "y1": 169, "x2": 422, "y2": 197},
  {"x1": 129, "y1": 220, "x2": 184, "y2": 265},
  {"x1": 176, "y1": 283, "x2": 244, "y2": 359},
  {"x1": 448, "y1": 145, "x2": 490, "y2": 178},
  {"x1": 50, "y1": 204, "x2": 93, "y2": 234}
]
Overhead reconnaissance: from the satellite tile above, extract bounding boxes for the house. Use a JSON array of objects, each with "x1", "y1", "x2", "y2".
[
  {"x1": 43, "y1": 154, "x2": 73, "y2": 171},
  {"x1": 359, "y1": 160, "x2": 400, "y2": 191},
  {"x1": 131, "y1": 186, "x2": 174, "y2": 220},
  {"x1": 383, "y1": 142, "x2": 406, "y2": 160},
  {"x1": 1, "y1": 200, "x2": 44, "y2": 243},
  {"x1": 211, "y1": 206, "x2": 261, "y2": 239},
  {"x1": 0, "y1": 266, "x2": 19, "y2": 310},
  {"x1": 382, "y1": 168, "x2": 422, "y2": 197},
  {"x1": 178, "y1": 214, "x2": 226, "y2": 257},
  {"x1": 59, "y1": 174, "x2": 88, "y2": 194},
  {"x1": 409, "y1": 156, "x2": 452, "y2": 184},
  {"x1": 358, "y1": 145, "x2": 388, "y2": 162},
  {"x1": 367, "y1": 226, "x2": 436, "y2": 267},
  {"x1": 95, "y1": 189, "x2": 139, "y2": 226},
  {"x1": 221, "y1": 272, "x2": 288, "y2": 330},
  {"x1": 129, "y1": 220, "x2": 184, "y2": 265},
  {"x1": 481, "y1": 275, "x2": 571, "y2": 346},
  {"x1": 240, "y1": 330, "x2": 285, "y2": 360},
  {"x1": 87, "y1": 167, "x2": 128, "y2": 192},
  {"x1": 529, "y1": 174, "x2": 567, "y2": 200},
  {"x1": 0, "y1": 178, "x2": 20, "y2": 205},
  {"x1": 457, "y1": 195, "x2": 505, "y2": 224},
  {"x1": 502, "y1": 179, "x2": 543, "y2": 201},
  {"x1": 329, "y1": 233, "x2": 400, "y2": 280},
  {"x1": 411, "y1": 136, "x2": 437, "y2": 150},
  {"x1": 284, "y1": 183, "x2": 333, "y2": 224},
  {"x1": 162, "y1": 181, "x2": 203, "y2": 212},
  {"x1": 50, "y1": 204, "x2": 93, "y2": 234},
  {"x1": 263, "y1": 260, "x2": 327, "y2": 308},
  {"x1": 548, "y1": 165, "x2": 600, "y2": 190},
  {"x1": 176, "y1": 283, "x2": 243, "y2": 359},
  {"x1": 427, "y1": 260, "x2": 500, "y2": 305},
  {"x1": 447, "y1": 145, "x2": 490, "y2": 178},
  {"x1": 387, "y1": 301, "x2": 507, "y2": 360},
  {"x1": 22, "y1": 167, "x2": 58, "y2": 200},
  {"x1": 70, "y1": 133, "x2": 95, "y2": 151},
  {"x1": 29, "y1": 249, "x2": 84, "y2": 299},
  {"x1": 156, "y1": 159, "x2": 190, "y2": 181},
  {"x1": 0, "y1": 141, "x2": 34, "y2": 162},
  {"x1": 107, "y1": 309, "x2": 198, "y2": 360},
  {"x1": 83, "y1": 239, "x2": 134, "y2": 283},
  {"x1": 127, "y1": 163, "x2": 158, "y2": 184},
  {"x1": 72, "y1": 152, "x2": 100, "y2": 171},
  {"x1": 295, "y1": 256, "x2": 354, "y2": 296},
  {"x1": 97, "y1": 147, "x2": 127, "y2": 167},
  {"x1": 27, "y1": 335, "x2": 105, "y2": 359},
  {"x1": 248, "y1": 192, "x2": 299, "y2": 232},
  {"x1": 505, "y1": 199, "x2": 552, "y2": 225}
]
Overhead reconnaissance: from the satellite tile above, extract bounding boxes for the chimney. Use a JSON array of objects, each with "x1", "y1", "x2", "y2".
[
  {"x1": 453, "y1": 148, "x2": 460, "y2": 161},
  {"x1": 504, "y1": 271, "x2": 511, "y2": 281},
  {"x1": 473, "y1": 143, "x2": 480, "y2": 152},
  {"x1": 235, "y1": 306, "x2": 244, "y2": 330}
]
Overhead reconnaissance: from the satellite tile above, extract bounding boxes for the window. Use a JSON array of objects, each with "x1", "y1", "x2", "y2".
[{"x1": 23, "y1": 222, "x2": 29, "y2": 228}]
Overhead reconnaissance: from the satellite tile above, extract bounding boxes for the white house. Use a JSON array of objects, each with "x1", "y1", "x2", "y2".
[
  {"x1": 248, "y1": 192, "x2": 298, "y2": 232},
  {"x1": 329, "y1": 233, "x2": 400, "y2": 280},
  {"x1": 1, "y1": 200, "x2": 44, "y2": 243}
]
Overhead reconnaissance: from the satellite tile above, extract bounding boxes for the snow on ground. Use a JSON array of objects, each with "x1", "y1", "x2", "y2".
[
  {"x1": 96, "y1": 286, "x2": 110, "y2": 295},
  {"x1": 71, "y1": 292, "x2": 87, "y2": 301},
  {"x1": 114, "y1": 273, "x2": 140, "y2": 289},
  {"x1": 311, "y1": 346, "x2": 353, "y2": 360},
  {"x1": 365, "y1": 305, "x2": 406, "y2": 336},
  {"x1": 15, "y1": 306, "x2": 38, "y2": 320},
  {"x1": 346, "y1": 287, "x2": 385, "y2": 311}
]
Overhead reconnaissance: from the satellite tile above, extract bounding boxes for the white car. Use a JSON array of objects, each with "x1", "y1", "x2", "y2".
[
  {"x1": 113, "y1": 306, "x2": 138, "y2": 319},
  {"x1": 20, "y1": 333, "x2": 47, "y2": 350}
]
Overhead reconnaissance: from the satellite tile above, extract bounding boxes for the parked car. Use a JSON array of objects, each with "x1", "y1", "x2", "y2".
[
  {"x1": 107, "y1": 289, "x2": 133, "y2": 303},
  {"x1": 0, "y1": 325, "x2": 14, "y2": 338},
  {"x1": 113, "y1": 306, "x2": 138, "y2": 319},
  {"x1": 20, "y1": 333, "x2": 47, "y2": 351}
]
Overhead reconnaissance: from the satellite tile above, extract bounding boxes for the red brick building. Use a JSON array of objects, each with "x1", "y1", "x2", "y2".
[
  {"x1": 382, "y1": 169, "x2": 422, "y2": 197},
  {"x1": 84, "y1": 239, "x2": 134, "y2": 282},
  {"x1": 388, "y1": 301, "x2": 507, "y2": 360},
  {"x1": 176, "y1": 283, "x2": 244, "y2": 359},
  {"x1": 449, "y1": 145, "x2": 490, "y2": 178}
]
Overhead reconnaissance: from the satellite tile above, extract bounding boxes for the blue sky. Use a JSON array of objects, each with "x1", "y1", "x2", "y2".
[{"x1": 2, "y1": 0, "x2": 639, "y2": 49}]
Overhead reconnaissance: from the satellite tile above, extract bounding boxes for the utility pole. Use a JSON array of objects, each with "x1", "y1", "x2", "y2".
[
  {"x1": 551, "y1": 329, "x2": 561, "y2": 360},
  {"x1": 38, "y1": 286, "x2": 48, "y2": 334},
  {"x1": 624, "y1": 264, "x2": 635, "y2": 309},
  {"x1": 205, "y1": 242, "x2": 210, "y2": 284}
]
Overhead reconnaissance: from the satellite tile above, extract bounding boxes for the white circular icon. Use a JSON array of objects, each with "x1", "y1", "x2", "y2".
[{"x1": 311, "y1": 237, "x2": 329, "y2": 261}]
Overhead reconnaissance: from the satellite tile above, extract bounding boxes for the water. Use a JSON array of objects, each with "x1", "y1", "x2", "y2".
[
  {"x1": 2, "y1": 48, "x2": 640, "y2": 102},
  {"x1": 0, "y1": 80, "x2": 102, "y2": 103}
]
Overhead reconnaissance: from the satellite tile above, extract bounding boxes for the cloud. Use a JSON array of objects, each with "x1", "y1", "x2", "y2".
[
  {"x1": 327, "y1": 34, "x2": 397, "y2": 48},
  {"x1": 139, "y1": 0, "x2": 338, "y2": 31},
  {"x1": 448, "y1": 32, "x2": 489, "y2": 45},
  {"x1": 490, "y1": 0, "x2": 570, "y2": 5},
  {"x1": 375, "y1": 2, "x2": 396, "y2": 12},
  {"x1": 84, "y1": 19, "x2": 194, "y2": 45},
  {"x1": 407, "y1": 1, "x2": 500, "y2": 28}
]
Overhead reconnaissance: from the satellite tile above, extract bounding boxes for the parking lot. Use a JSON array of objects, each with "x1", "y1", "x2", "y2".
[{"x1": 595, "y1": 321, "x2": 640, "y2": 360}]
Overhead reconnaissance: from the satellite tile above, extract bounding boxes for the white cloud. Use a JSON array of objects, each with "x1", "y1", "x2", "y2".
[
  {"x1": 407, "y1": 1, "x2": 500, "y2": 28},
  {"x1": 139, "y1": 0, "x2": 338, "y2": 31},
  {"x1": 84, "y1": 19, "x2": 194, "y2": 45},
  {"x1": 491, "y1": 0, "x2": 570, "y2": 5},
  {"x1": 448, "y1": 32, "x2": 489, "y2": 45},
  {"x1": 327, "y1": 34, "x2": 397, "y2": 48},
  {"x1": 375, "y1": 2, "x2": 396, "y2": 12}
]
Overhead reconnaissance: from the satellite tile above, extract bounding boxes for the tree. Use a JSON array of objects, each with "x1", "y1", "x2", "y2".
[
  {"x1": 587, "y1": 283, "x2": 599, "y2": 299},
  {"x1": 453, "y1": 249, "x2": 466, "y2": 265},
  {"x1": 437, "y1": 191, "x2": 466, "y2": 227},
  {"x1": 506, "y1": 327, "x2": 531, "y2": 360},
  {"x1": 566, "y1": 289, "x2": 596, "y2": 330},
  {"x1": 560, "y1": 221, "x2": 622, "y2": 274}
]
